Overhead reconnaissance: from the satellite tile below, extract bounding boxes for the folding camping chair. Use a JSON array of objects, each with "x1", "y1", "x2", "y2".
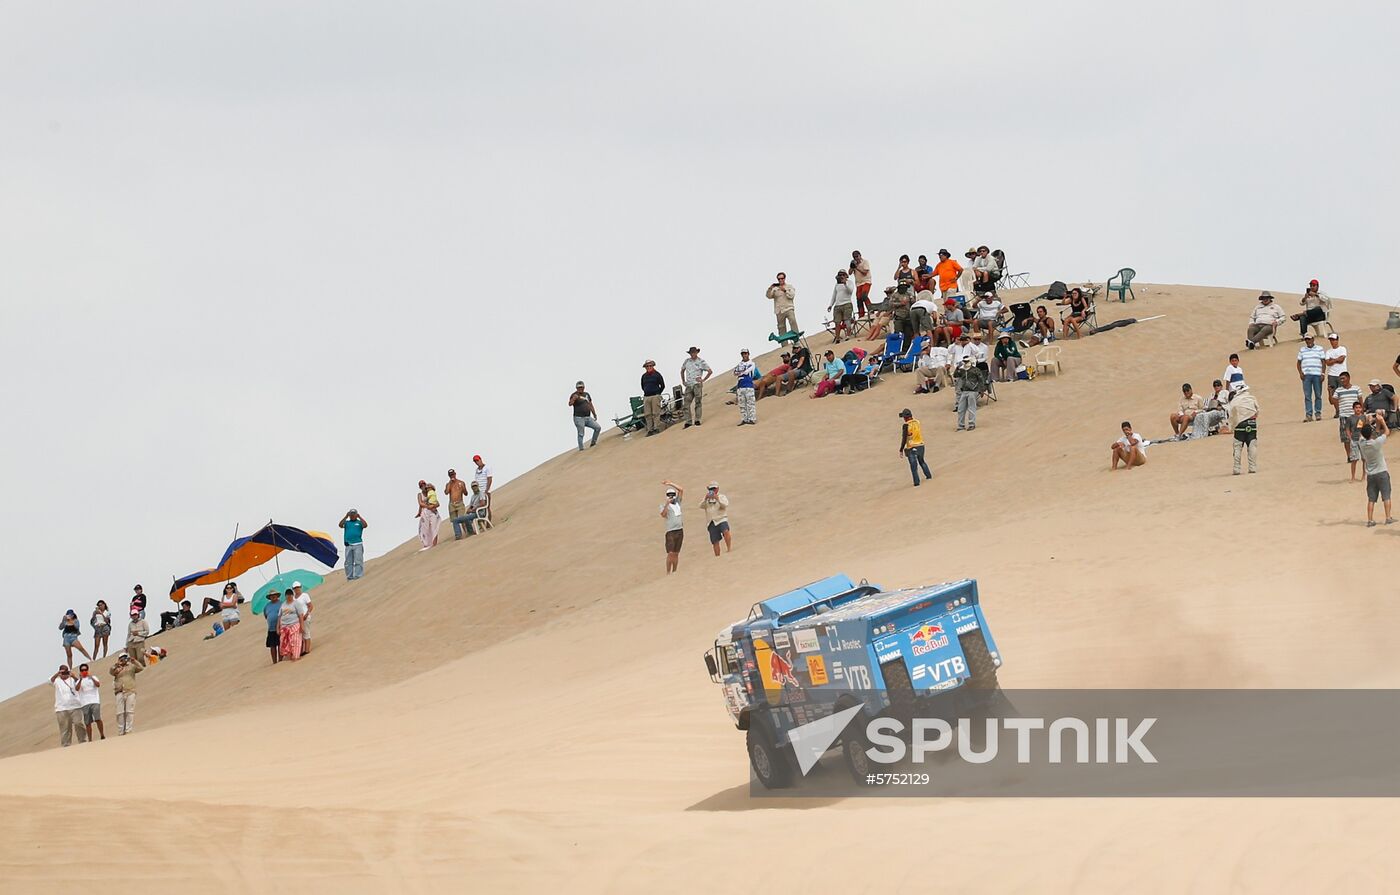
[
  {"x1": 893, "y1": 335, "x2": 928, "y2": 372},
  {"x1": 1001, "y1": 270, "x2": 1031, "y2": 289},
  {"x1": 876, "y1": 332, "x2": 905, "y2": 371},
  {"x1": 769, "y1": 329, "x2": 810, "y2": 356},
  {"x1": 612, "y1": 396, "x2": 647, "y2": 433}
]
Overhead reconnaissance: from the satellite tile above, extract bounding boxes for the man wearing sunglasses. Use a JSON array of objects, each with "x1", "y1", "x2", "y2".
[{"x1": 49, "y1": 665, "x2": 88, "y2": 746}]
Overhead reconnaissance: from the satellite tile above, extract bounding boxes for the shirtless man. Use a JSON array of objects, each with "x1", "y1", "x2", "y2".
[{"x1": 445, "y1": 468, "x2": 472, "y2": 540}]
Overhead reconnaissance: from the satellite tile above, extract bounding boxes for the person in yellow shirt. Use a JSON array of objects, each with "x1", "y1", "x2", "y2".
[
  {"x1": 899, "y1": 408, "x2": 932, "y2": 487},
  {"x1": 933, "y1": 249, "x2": 963, "y2": 297}
]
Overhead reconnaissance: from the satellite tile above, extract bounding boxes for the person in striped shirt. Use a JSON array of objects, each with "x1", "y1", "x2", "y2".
[
  {"x1": 1332, "y1": 371, "x2": 1364, "y2": 466},
  {"x1": 1296, "y1": 333, "x2": 1326, "y2": 421}
]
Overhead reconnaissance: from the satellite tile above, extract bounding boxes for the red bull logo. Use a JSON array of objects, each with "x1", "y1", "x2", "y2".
[
  {"x1": 769, "y1": 650, "x2": 800, "y2": 688},
  {"x1": 909, "y1": 623, "x2": 949, "y2": 656}
]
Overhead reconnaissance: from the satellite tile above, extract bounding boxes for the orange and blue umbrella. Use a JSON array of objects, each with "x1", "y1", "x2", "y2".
[{"x1": 169, "y1": 522, "x2": 339, "y2": 603}]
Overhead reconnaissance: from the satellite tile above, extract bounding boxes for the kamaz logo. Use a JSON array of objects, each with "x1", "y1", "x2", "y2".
[{"x1": 955, "y1": 622, "x2": 979, "y2": 634}]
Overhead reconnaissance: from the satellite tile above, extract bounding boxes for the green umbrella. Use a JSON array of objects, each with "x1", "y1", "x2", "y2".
[{"x1": 251, "y1": 570, "x2": 325, "y2": 616}]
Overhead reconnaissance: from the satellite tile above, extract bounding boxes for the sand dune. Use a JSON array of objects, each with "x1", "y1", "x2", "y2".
[{"x1": 3, "y1": 284, "x2": 1399, "y2": 893}]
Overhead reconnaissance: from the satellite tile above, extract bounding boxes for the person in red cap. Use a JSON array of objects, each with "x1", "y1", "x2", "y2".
[
  {"x1": 472, "y1": 455, "x2": 493, "y2": 522},
  {"x1": 1291, "y1": 279, "x2": 1331, "y2": 339},
  {"x1": 931, "y1": 297, "x2": 965, "y2": 346}
]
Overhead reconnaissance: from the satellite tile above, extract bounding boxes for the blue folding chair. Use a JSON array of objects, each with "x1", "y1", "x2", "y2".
[
  {"x1": 876, "y1": 333, "x2": 905, "y2": 370},
  {"x1": 893, "y1": 335, "x2": 927, "y2": 372}
]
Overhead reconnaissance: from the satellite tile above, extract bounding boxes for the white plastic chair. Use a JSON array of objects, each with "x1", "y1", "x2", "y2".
[
  {"x1": 1034, "y1": 346, "x2": 1063, "y2": 377},
  {"x1": 473, "y1": 496, "x2": 493, "y2": 532}
]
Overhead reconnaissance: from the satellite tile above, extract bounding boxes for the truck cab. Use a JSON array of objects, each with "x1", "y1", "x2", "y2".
[{"x1": 703, "y1": 573, "x2": 1004, "y2": 788}]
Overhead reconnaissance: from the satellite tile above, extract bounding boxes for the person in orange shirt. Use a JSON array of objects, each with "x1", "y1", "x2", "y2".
[{"x1": 933, "y1": 249, "x2": 963, "y2": 297}]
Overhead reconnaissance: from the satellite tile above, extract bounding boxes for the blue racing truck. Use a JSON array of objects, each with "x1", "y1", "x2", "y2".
[{"x1": 702, "y1": 574, "x2": 1004, "y2": 788}]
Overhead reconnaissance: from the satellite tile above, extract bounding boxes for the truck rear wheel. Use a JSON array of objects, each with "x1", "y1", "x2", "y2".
[
  {"x1": 841, "y1": 711, "x2": 875, "y2": 784},
  {"x1": 880, "y1": 659, "x2": 916, "y2": 714},
  {"x1": 747, "y1": 716, "x2": 794, "y2": 789},
  {"x1": 958, "y1": 631, "x2": 999, "y2": 689}
]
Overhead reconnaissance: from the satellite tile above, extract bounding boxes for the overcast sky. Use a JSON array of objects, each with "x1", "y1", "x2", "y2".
[{"x1": 1, "y1": 1, "x2": 1395, "y2": 699}]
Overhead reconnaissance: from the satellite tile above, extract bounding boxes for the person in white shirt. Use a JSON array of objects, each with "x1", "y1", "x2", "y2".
[
  {"x1": 292, "y1": 582, "x2": 314, "y2": 656},
  {"x1": 1324, "y1": 333, "x2": 1349, "y2": 415},
  {"x1": 849, "y1": 250, "x2": 873, "y2": 317},
  {"x1": 970, "y1": 245, "x2": 1000, "y2": 289},
  {"x1": 659, "y1": 481, "x2": 685, "y2": 574},
  {"x1": 75, "y1": 663, "x2": 105, "y2": 741},
  {"x1": 1244, "y1": 292, "x2": 1286, "y2": 349},
  {"x1": 49, "y1": 665, "x2": 88, "y2": 747},
  {"x1": 678, "y1": 347, "x2": 713, "y2": 428},
  {"x1": 971, "y1": 294, "x2": 1005, "y2": 336},
  {"x1": 915, "y1": 342, "x2": 951, "y2": 394},
  {"x1": 829, "y1": 271, "x2": 854, "y2": 343},
  {"x1": 1111, "y1": 421, "x2": 1147, "y2": 470},
  {"x1": 472, "y1": 454, "x2": 494, "y2": 521},
  {"x1": 910, "y1": 290, "x2": 939, "y2": 337},
  {"x1": 1223, "y1": 353, "x2": 1246, "y2": 394},
  {"x1": 967, "y1": 332, "x2": 991, "y2": 373}
]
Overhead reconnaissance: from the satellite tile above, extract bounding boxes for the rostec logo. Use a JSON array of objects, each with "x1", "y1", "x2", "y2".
[{"x1": 909, "y1": 624, "x2": 949, "y2": 656}]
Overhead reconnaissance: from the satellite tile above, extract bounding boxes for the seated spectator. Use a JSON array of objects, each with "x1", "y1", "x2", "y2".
[
  {"x1": 968, "y1": 332, "x2": 990, "y2": 375},
  {"x1": 1170, "y1": 383, "x2": 1205, "y2": 436},
  {"x1": 785, "y1": 344, "x2": 813, "y2": 386},
  {"x1": 838, "y1": 348, "x2": 876, "y2": 393},
  {"x1": 971, "y1": 245, "x2": 1000, "y2": 288},
  {"x1": 159, "y1": 601, "x2": 197, "y2": 632},
  {"x1": 812, "y1": 349, "x2": 846, "y2": 398},
  {"x1": 989, "y1": 334, "x2": 1022, "y2": 382},
  {"x1": 199, "y1": 596, "x2": 221, "y2": 616},
  {"x1": 1244, "y1": 292, "x2": 1285, "y2": 349},
  {"x1": 1023, "y1": 306, "x2": 1057, "y2": 346},
  {"x1": 914, "y1": 342, "x2": 951, "y2": 394},
  {"x1": 913, "y1": 254, "x2": 934, "y2": 292},
  {"x1": 1290, "y1": 279, "x2": 1331, "y2": 338},
  {"x1": 948, "y1": 332, "x2": 974, "y2": 369},
  {"x1": 1060, "y1": 287, "x2": 1091, "y2": 339},
  {"x1": 1111, "y1": 421, "x2": 1147, "y2": 470},
  {"x1": 1186, "y1": 379, "x2": 1230, "y2": 439},
  {"x1": 755, "y1": 354, "x2": 793, "y2": 400},
  {"x1": 971, "y1": 293, "x2": 1005, "y2": 335},
  {"x1": 931, "y1": 299, "x2": 965, "y2": 347},
  {"x1": 1364, "y1": 379, "x2": 1398, "y2": 426}
]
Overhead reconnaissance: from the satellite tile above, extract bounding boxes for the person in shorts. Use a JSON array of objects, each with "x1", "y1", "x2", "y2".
[
  {"x1": 659, "y1": 480, "x2": 684, "y2": 574},
  {"x1": 1358, "y1": 415, "x2": 1394, "y2": 527},
  {"x1": 262, "y1": 590, "x2": 282, "y2": 665},
  {"x1": 1343, "y1": 399, "x2": 1366, "y2": 482},
  {"x1": 75, "y1": 663, "x2": 105, "y2": 741},
  {"x1": 219, "y1": 582, "x2": 242, "y2": 629},
  {"x1": 701, "y1": 482, "x2": 731, "y2": 556}
]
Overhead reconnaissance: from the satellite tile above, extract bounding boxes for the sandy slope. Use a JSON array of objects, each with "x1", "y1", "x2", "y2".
[{"x1": 2, "y1": 284, "x2": 1399, "y2": 893}]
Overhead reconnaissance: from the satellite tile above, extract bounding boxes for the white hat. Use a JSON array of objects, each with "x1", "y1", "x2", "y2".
[{"x1": 292, "y1": 581, "x2": 302, "y2": 588}]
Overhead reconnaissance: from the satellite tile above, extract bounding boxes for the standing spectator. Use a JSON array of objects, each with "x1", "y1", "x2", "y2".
[
  {"x1": 954, "y1": 359, "x2": 985, "y2": 431},
  {"x1": 1297, "y1": 333, "x2": 1326, "y2": 421},
  {"x1": 126, "y1": 610, "x2": 149, "y2": 667},
  {"x1": 109, "y1": 652, "x2": 141, "y2": 736},
  {"x1": 733, "y1": 349, "x2": 758, "y2": 426},
  {"x1": 1291, "y1": 279, "x2": 1331, "y2": 338},
  {"x1": 915, "y1": 341, "x2": 951, "y2": 393},
  {"x1": 1343, "y1": 398, "x2": 1366, "y2": 482},
  {"x1": 473, "y1": 453, "x2": 495, "y2": 526},
  {"x1": 679, "y1": 347, "x2": 713, "y2": 428},
  {"x1": 766, "y1": 272, "x2": 799, "y2": 336},
  {"x1": 416, "y1": 480, "x2": 441, "y2": 549},
  {"x1": 568, "y1": 381, "x2": 602, "y2": 451},
  {"x1": 1170, "y1": 383, "x2": 1205, "y2": 436},
  {"x1": 1223, "y1": 353, "x2": 1246, "y2": 393},
  {"x1": 1324, "y1": 333, "x2": 1349, "y2": 415},
  {"x1": 887, "y1": 282, "x2": 915, "y2": 341},
  {"x1": 339, "y1": 509, "x2": 367, "y2": 580},
  {"x1": 701, "y1": 482, "x2": 732, "y2": 555},
  {"x1": 263, "y1": 590, "x2": 282, "y2": 665},
  {"x1": 50, "y1": 665, "x2": 87, "y2": 747},
  {"x1": 990, "y1": 334, "x2": 1022, "y2": 383},
  {"x1": 1111, "y1": 421, "x2": 1147, "y2": 470},
  {"x1": 445, "y1": 469, "x2": 472, "y2": 540},
  {"x1": 913, "y1": 254, "x2": 934, "y2": 292},
  {"x1": 1244, "y1": 292, "x2": 1285, "y2": 349},
  {"x1": 277, "y1": 588, "x2": 306, "y2": 662},
  {"x1": 1359, "y1": 415, "x2": 1394, "y2": 527},
  {"x1": 1229, "y1": 384, "x2": 1261, "y2": 475},
  {"x1": 659, "y1": 480, "x2": 685, "y2": 575},
  {"x1": 933, "y1": 249, "x2": 963, "y2": 297},
  {"x1": 59, "y1": 609, "x2": 91, "y2": 667},
  {"x1": 292, "y1": 582, "x2": 314, "y2": 655},
  {"x1": 640, "y1": 361, "x2": 665, "y2": 436},
  {"x1": 910, "y1": 290, "x2": 939, "y2": 337},
  {"x1": 129, "y1": 585, "x2": 146, "y2": 620},
  {"x1": 830, "y1": 271, "x2": 855, "y2": 343},
  {"x1": 1332, "y1": 372, "x2": 1364, "y2": 465},
  {"x1": 75, "y1": 663, "x2": 104, "y2": 741},
  {"x1": 90, "y1": 600, "x2": 111, "y2": 659},
  {"x1": 893, "y1": 254, "x2": 914, "y2": 284},
  {"x1": 898, "y1": 408, "x2": 933, "y2": 487},
  {"x1": 220, "y1": 582, "x2": 242, "y2": 630},
  {"x1": 849, "y1": 250, "x2": 873, "y2": 317}
]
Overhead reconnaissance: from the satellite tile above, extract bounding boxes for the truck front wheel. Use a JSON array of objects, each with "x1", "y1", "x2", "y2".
[{"x1": 747, "y1": 717, "x2": 794, "y2": 789}]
